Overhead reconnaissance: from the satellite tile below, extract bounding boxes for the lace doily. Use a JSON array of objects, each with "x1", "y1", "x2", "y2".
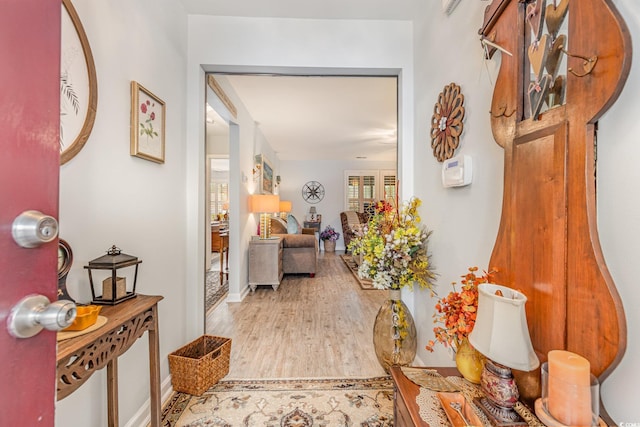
[{"x1": 415, "y1": 376, "x2": 544, "y2": 427}]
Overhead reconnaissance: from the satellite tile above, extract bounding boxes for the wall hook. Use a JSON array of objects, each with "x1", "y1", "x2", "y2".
[{"x1": 561, "y1": 48, "x2": 598, "y2": 77}]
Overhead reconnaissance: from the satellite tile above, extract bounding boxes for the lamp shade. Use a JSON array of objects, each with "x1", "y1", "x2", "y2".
[
  {"x1": 279, "y1": 200, "x2": 292, "y2": 213},
  {"x1": 249, "y1": 194, "x2": 280, "y2": 213},
  {"x1": 309, "y1": 206, "x2": 317, "y2": 214},
  {"x1": 469, "y1": 283, "x2": 539, "y2": 372}
]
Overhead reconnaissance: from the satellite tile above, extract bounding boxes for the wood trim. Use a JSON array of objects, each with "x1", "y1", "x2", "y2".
[{"x1": 207, "y1": 75, "x2": 238, "y2": 118}]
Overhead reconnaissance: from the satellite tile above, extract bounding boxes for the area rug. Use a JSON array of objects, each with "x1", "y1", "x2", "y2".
[
  {"x1": 205, "y1": 271, "x2": 228, "y2": 313},
  {"x1": 160, "y1": 377, "x2": 394, "y2": 427},
  {"x1": 340, "y1": 254, "x2": 377, "y2": 290},
  {"x1": 206, "y1": 254, "x2": 228, "y2": 313}
]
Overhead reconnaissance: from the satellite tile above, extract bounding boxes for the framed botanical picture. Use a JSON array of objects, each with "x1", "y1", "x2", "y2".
[
  {"x1": 255, "y1": 154, "x2": 274, "y2": 194},
  {"x1": 60, "y1": 0, "x2": 98, "y2": 165},
  {"x1": 130, "y1": 81, "x2": 165, "y2": 163}
]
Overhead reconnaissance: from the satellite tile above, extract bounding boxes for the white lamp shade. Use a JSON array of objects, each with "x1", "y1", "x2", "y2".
[
  {"x1": 469, "y1": 283, "x2": 539, "y2": 372},
  {"x1": 249, "y1": 194, "x2": 280, "y2": 213}
]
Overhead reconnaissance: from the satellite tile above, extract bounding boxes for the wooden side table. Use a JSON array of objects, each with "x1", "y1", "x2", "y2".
[
  {"x1": 390, "y1": 366, "x2": 614, "y2": 426},
  {"x1": 57, "y1": 295, "x2": 163, "y2": 427},
  {"x1": 390, "y1": 366, "x2": 459, "y2": 427},
  {"x1": 303, "y1": 220, "x2": 322, "y2": 245}
]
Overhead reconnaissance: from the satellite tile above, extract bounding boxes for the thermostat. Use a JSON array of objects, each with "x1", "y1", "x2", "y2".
[{"x1": 442, "y1": 155, "x2": 472, "y2": 188}]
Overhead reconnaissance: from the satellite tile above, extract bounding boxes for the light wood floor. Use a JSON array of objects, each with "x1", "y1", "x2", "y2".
[{"x1": 205, "y1": 251, "x2": 389, "y2": 379}]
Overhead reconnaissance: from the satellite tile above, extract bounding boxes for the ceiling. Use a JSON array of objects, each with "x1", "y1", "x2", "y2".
[
  {"x1": 180, "y1": 0, "x2": 423, "y2": 21},
  {"x1": 193, "y1": 1, "x2": 415, "y2": 163},
  {"x1": 211, "y1": 75, "x2": 398, "y2": 162}
]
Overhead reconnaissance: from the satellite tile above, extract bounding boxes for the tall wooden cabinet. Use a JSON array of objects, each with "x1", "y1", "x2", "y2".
[{"x1": 480, "y1": 0, "x2": 631, "y2": 384}]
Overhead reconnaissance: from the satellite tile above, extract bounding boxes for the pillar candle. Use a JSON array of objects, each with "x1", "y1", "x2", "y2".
[{"x1": 547, "y1": 350, "x2": 592, "y2": 426}]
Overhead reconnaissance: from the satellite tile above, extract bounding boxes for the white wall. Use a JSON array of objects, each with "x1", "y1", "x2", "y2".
[
  {"x1": 412, "y1": 0, "x2": 640, "y2": 422},
  {"x1": 185, "y1": 16, "x2": 415, "y2": 335},
  {"x1": 52, "y1": 1, "x2": 640, "y2": 423},
  {"x1": 411, "y1": 0, "x2": 503, "y2": 367},
  {"x1": 55, "y1": 1, "x2": 188, "y2": 426},
  {"x1": 596, "y1": 0, "x2": 640, "y2": 422},
  {"x1": 279, "y1": 160, "x2": 396, "y2": 251}
]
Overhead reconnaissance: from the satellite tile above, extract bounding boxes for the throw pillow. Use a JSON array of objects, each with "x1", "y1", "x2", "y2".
[
  {"x1": 287, "y1": 214, "x2": 301, "y2": 234},
  {"x1": 270, "y1": 217, "x2": 288, "y2": 234}
]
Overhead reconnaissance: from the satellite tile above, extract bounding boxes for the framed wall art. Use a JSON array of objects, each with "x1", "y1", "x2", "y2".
[
  {"x1": 60, "y1": 0, "x2": 98, "y2": 165},
  {"x1": 255, "y1": 154, "x2": 274, "y2": 194},
  {"x1": 130, "y1": 81, "x2": 165, "y2": 164}
]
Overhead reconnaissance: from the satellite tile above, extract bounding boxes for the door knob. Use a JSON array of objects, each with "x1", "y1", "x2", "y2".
[
  {"x1": 7, "y1": 295, "x2": 77, "y2": 338},
  {"x1": 11, "y1": 210, "x2": 59, "y2": 248}
]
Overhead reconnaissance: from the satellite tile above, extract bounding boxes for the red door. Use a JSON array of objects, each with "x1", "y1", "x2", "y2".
[{"x1": 0, "y1": 0, "x2": 61, "y2": 424}]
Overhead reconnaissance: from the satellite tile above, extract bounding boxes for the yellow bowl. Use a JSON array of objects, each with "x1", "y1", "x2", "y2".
[{"x1": 64, "y1": 305, "x2": 102, "y2": 331}]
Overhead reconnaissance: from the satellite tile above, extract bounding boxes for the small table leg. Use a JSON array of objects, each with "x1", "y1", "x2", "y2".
[
  {"x1": 149, "y1": 307, "x2": 161, "y2": 427},
  {"x1": 107, "y1": 359, "x2": 119, "y2": 427}
]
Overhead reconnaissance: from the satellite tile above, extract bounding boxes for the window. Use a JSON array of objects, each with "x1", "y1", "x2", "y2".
[
  {"x1": 345, "y1": 170, "x2": 396, "y2": 215},
  {"x1": 208, "y1": 157, "x2": 229, "y2": 221},
  {"x1": 210, "y1": 182, "x2": 228, "y2": 219}
]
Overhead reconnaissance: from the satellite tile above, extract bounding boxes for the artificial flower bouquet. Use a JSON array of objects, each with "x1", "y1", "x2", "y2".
[
  {"x1": 319, "y1": 225, "x2": 340, "y2": 241},
  {"x1": 426, "y1": 266, "x2": 496, "y2": 352},
  {"x1": 348, "y1": 197, "x2": 436, "y2": 291}
]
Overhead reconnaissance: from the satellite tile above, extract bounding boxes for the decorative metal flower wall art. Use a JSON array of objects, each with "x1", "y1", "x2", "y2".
[{"x1": 430, "y1": 83, "x2": 465, "y2": 162}]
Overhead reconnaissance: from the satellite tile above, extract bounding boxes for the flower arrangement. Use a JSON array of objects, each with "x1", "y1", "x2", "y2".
[
  {"x1": 426, "y1": 266, "x2": 496, "y2": 352},
  {"x1": 348, "y1": 198, "x2": 436, "y2": 291},
  {"x1": 320, "y1": 225, "x2": 340, "y2": 242}
]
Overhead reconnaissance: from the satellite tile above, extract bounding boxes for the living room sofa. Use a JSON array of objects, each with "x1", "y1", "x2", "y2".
[{"x1": 270, "y1": 217, "x2": 317, "y2": 277}]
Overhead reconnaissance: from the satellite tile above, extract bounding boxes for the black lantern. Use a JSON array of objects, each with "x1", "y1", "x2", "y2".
[{"x1": 85, "y1": 245, "x2": 141, "y2": 305}]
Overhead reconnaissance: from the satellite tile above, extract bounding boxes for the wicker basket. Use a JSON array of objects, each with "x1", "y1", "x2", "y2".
[{"x1": 168, "y1": 335, "x2": 231, "y2": 395}]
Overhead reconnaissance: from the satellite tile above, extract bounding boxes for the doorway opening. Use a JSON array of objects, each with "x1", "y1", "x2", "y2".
[
  {"x1": 205, "y1": 105, "x2": 230, "y2": 317},
  {"x1": 201, "y1": 71, "x2": 400, "y2": 362}
]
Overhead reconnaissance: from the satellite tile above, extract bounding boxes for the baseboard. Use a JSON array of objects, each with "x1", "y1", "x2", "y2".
[
  {"x1": 227, "y1": 284, "x2": 250, "y2": 302},
  {"x1": 123, "y1": 375, "x2": 174, "y2": 427}
]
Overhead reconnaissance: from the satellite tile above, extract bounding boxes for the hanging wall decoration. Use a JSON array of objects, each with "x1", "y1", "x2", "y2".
[
  {"x1": 302, "y1": 181, "x2": 325, "y2": 204},
  {"x1": 60, "y1": 0, "x2": 98, "y2": 165},
  {"x1": 430, "y1": 82, "x2": 465, "y2": 162},
  {"x1": 130, "y1": 81, "x2": 166, "y2": 163}
]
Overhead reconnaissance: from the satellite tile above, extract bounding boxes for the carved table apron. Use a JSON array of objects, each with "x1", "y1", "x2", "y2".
[{"x1": 56, "y1": 294, "x2": 163, "y2": 427}]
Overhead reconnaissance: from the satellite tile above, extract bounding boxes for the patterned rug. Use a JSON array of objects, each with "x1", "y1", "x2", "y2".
[
  {"x1": 206, "y1": 254, "x2": 228, "y2": 313},
  {"x1": 340, "y1": 254, "x2": 377, "y2": 290},
  {"x1": 160, "y1": 377, "x2": 394, "y2": 427}
]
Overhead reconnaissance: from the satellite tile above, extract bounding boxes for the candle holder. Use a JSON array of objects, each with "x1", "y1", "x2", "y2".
[
  {"x1": 85, "y1": 245, "x2": 141, "y2": 305},
  {"x1": 534, "y1": 362, "x2": 600, "y2": 427}
]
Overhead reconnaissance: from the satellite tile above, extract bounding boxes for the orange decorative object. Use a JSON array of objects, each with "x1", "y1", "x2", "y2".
[
  {"x1": 547, "y1": 350, "x2": 592, "y2": 426},
  {"x1": 64, "y1": 305, "x2": 102, "y2": 331}
]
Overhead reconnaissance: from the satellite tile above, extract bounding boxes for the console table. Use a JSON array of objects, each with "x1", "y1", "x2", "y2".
[
  {"x1": 390, "y1": 366, "x2": 459, "y2": 427},
  {"x1": 390, "y1": 366, "x2": 613, "y2": 426},
  {"x1": 57, "y1": 295, "x2": 163, "y2": 427}
]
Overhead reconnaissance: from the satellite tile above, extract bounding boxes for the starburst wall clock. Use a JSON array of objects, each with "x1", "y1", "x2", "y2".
[
  {"x1": 430, "y1": 82, "x2": 465, "y2": 162},
  {"x1": 302, "y1": 181, "x2": 325, "y2": 204}
]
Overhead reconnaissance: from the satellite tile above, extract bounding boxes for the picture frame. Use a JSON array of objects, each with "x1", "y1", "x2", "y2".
[
  {"x1": 130, "y1": 81, "x2": 166, "y2": 163},
  {"x1": 60, "y1": 0, "x2": 98, "y2": 165},
  {"x1": 256, "y1": 154, "x2": 274, "y2": 194}
]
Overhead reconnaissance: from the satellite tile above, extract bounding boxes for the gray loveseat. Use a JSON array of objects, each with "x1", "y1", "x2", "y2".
[{"x1": 270, "y1": 217, "x2": 317, "y2": 277}]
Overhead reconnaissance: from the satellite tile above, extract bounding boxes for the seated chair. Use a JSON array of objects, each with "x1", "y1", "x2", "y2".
[
  {"x1": 270, "y1": 216, "x2": 317, "y2": 277},
  {"x1": 340, "y1": 211, "x2": 369, "y2": 252}
]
